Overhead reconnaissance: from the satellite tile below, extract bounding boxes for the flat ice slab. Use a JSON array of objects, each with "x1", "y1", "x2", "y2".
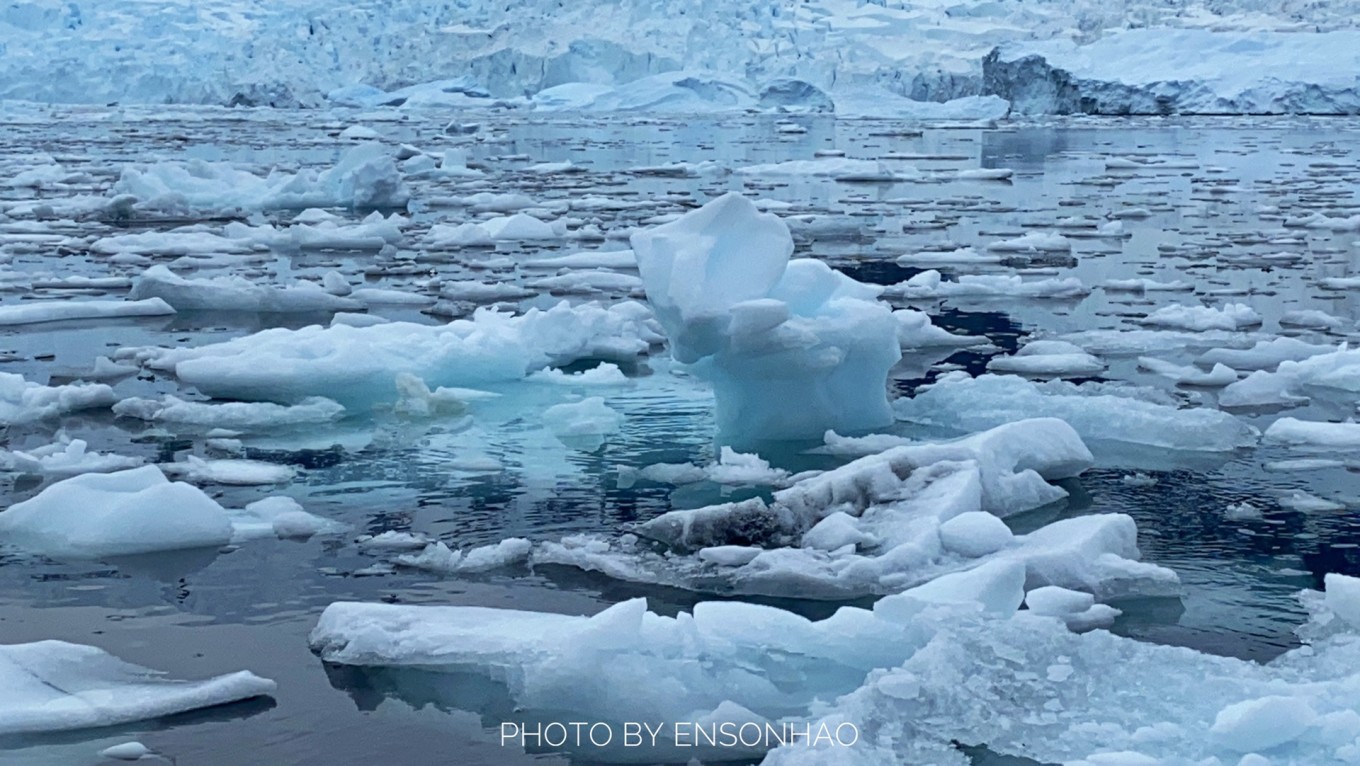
[{"x1": 0, "y1": 640, "x2": 275, "y2": 735}]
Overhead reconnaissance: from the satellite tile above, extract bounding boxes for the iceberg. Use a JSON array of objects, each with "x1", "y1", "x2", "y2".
[{"x1": 631, "y1": 193, "x2": 900, "y2": 444}]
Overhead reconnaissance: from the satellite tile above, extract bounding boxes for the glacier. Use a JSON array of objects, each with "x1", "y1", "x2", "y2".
[{"x1": 3, "y1": 0, "x2": 1358, "y2": 115}]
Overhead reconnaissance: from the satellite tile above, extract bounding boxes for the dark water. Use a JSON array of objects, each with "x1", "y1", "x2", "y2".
[{"x1": 2, "y1": 109, "x2": 1360, "y2": 764}]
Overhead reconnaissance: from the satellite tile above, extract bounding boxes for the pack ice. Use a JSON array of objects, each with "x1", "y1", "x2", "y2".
[
  {"x1": 0, "y1": 641, "x2": 275, "y2": 735},
  {"x1": 534, "y1": 419, "x2": 1177, "y2": 602},
  {"x1": 631, "y1": 193, "x2": 900, "y2": 443}
]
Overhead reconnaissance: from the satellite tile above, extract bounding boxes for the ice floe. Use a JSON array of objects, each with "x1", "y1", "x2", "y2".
[{"x1": 0, "y1": 641, "x2": 274, "y2": 735}]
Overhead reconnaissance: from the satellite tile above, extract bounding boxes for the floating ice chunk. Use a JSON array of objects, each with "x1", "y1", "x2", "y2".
[
  {"x1": 1264, "y1": 417, "x2": 1360, "y2": 449},
  {"x1": 272, "y1": 212, "x2": 405, "y2": 251},
  {"x1": 161, "y1": 456, "x2": 295, "y2": 485},
  {"x1": 524, "y1": 249, "x2": 638, "y2": 270},
  {"x1": 896, "y1": 374, "x2": 1257, "y2": 453},
  {"x1": 1139, "y1": 303, "x2": 1262, "y2": 332},
  {"x1": 357, "y1": 531, "x2": 431, "y2": 551},
  {"x1": 528, "y1": 363, "x2": 630, "y2": 387},
  {"x1": 0, "y1": 465, "x2": 234, "y2": 557},
  {"x1": 2, "y1": 437, "x2": 142, "y2": 476},
  {"x1": 895, "y1": 247, "x2": 1002, "y2": 266},
  {"x1": 1137, "y1": 357, "x2": 1238, "y2": 386},
  {"x1": 426, "y1": 223, "x2": 494, "y2": 247},
  {"x1": 542, "y1": 397, "x2": 623, "y2": 448},
  {"x1": 99, "y1": 742, "x2": 153, "y2": 761},
  {"x1": 86, "y1": 355, "x2": 140, "y2": 380},
  {"x1": 1279, "y1": 491, "x2": 1342, "y2": 513},
  {"x1": 987, "y1": 340, "x2": 1104, "y2": 377},
  {"x1": 1322, "y1": 572, "x2": 1360, "y2": 630},
  {"x1": 1120, "y1": 472, "x2": 1158, "y2": 487},
  {"x1": 631, "y1": 193, "x2": 900, "y2": 442},
  {"x1": 0, "y1": 372, "x2": 116, "y2": 426},
  {"x1": 1210, "y1": 696, "x2": 1317, "y2": 753},
  {"x1": 815, "y1": 430, "x2": 917, "y2": 457},
  {"x1": 129, "y1": 265, "x2": 363, "y2": 312},
  {"x1": 330, "y1": 312, "x2": 389, "y2": 328},
  {"x1": 874, "y1": 560, "x2": 1026, "y2": 621},
  {"x1": 1280, "y1": 309, "x2": 1344, "y2": 331},
  {"x1": 111, "y1": 142, "x2": 409, "y2": 213},
  {"x1": 481, "y1": 213, "x2": 557, "y2": 240},
  {"x1": 390, "y1": 373, "x2": 497, "y2": 418},
  {"x1": 528, "y1": 270, "x2": 644, "y2": 295},
  {"x1": 985, "y1": 231, "x2": 1072, "y2": 252},
  {"x1": 339, "y1": 124, "x2": 382, "y2": 140},
  {"x1": 706, "y1": 447, "x2": 791, "y2": 486},
  {"x1": 0, "y1": 641, "x2": 274, "y2": 735},
  {"x1": 1102, "y1": 278, "x2": 1192, "y2": 292},
  {"x1": 123, "y1": 301, "x2": 655, "y2": 409},
  {"x1": 889, "y1": 269, "x2": 1087, "y2": 300},
  {"x1": 736, "y1": 157, "x2": 909, "y2": 182},
  {"x1": 1219, "y1": 344, "x2": 1360, "y2": 408},
  {"x1": 892, "y1": 309, "x2": 976, "y2": 348},
  {"x1": 113, "y1": 395, "x2": 345, "y2": 430},
  {"x1": 539, "y1": 420, "x2": 1156, "y2": 601},
  {"x1": 437, "y1": 280, "x2": 535, "y2": 302},
  {"x1": 91, "y1": 230, "x2": 259, "y2": 256},
  {"x1": 937, "y1": 511, "x2": 1013, "y2": 558},
  {"x1": 1219, "y1": 369, "x2": 1310, "y2": 408},
  {"x1": 0, "y1": 298, "x2": 174, "y2": 326},
  {"x1": 1025, "y1": 585, "x2": 1095, "y2": 616},
  {"x1": 395, "y1": 538, "x2": 532, "y2": 573},
  {"x1": 230, "y1": 496, "x2": 343, "y2": 540},
  {"x1": 638, "y1": 418, "x2": 1088, "y2": 554}
]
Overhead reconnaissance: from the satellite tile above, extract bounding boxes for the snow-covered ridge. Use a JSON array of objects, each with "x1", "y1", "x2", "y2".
[{"x1": 2, "y1": 0, "x2": 1356, "y2": 114}]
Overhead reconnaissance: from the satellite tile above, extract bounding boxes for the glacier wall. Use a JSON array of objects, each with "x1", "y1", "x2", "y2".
[
  {"x1": 1, "y1": 0, "x2": 1357, "y2": 112},
  {"x1": 987, "y1": 29, "x2": 1360, "y2": 115}
]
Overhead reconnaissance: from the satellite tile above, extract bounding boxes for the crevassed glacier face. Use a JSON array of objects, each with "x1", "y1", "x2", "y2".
[{"x1": 4, "y1": 0, "x2": 1356, "y2": 114}]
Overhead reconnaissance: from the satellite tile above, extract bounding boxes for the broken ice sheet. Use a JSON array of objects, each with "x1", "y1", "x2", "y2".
[{"x1": 313, "y1": 571, "x2": 1360, "y2": 765}]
